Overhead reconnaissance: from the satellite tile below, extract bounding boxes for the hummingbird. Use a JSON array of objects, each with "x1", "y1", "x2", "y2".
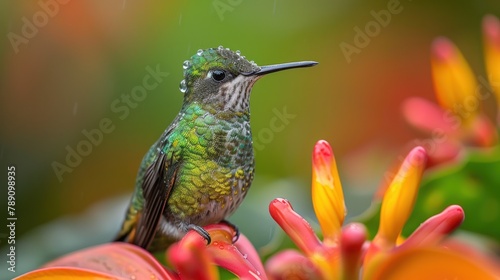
[{"x1": 115, "y1": 46, "x2": 318, "y2": 251}]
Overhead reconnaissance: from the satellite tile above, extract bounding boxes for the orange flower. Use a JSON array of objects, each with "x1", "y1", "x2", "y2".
[
  {"x1": 267, "y1": 140, "x2": 498, "y2": 280},
  {"x1": 16, "y1": 140, "x2": 500, "y2": 279},
  {"x1": 403, "y1": 15, "x2": 500, "y2": 166}
]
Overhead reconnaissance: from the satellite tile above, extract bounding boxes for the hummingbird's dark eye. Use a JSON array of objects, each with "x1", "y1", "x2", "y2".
[{"x1": 211, "y1": 70, "x2": 226, "y2": 82}]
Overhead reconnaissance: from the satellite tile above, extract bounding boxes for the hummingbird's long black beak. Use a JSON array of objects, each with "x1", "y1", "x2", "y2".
[{"x1": 245, "y1": 61, "x2": 318, "y2": 76}]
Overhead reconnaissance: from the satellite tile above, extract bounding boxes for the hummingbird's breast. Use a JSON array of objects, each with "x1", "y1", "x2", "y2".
[{"x1": 159, "y1": 104, "x2": 254, "y2": 239}]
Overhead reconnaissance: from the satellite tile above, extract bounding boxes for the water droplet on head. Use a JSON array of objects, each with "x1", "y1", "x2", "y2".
[
  {"x1": 179, "y1": 79, "x2": 187, "y2": 93},
  {"x1": 218, "y1": 45, "x2": 224, "y2": 50},
  {"x1": 182, "y1": 60, "x2": 191, "y2": 69},
  {"x1": 197, "y1": 49, "x2": 203, "y2": 56},
  {"x1": 242, "y1": 253, "x2": 248, "y2": 259},
  {"x1": 241, "y1": 56, "x2": 246, "y2": 60},
  {"x1": 235, "y1": 50, "x2": 241, "y2": 56},
  {"x1": 225, "y1": 47, "x2": 230, "y2": 51}
]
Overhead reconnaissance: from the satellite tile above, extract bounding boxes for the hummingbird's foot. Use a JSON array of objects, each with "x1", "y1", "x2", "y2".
[
  {"x1": 187, "y1": 224, "x2": 211, "y2": 245},
  {"x1": 221, "y1": 219, "x2": 240, "y2": 243}
]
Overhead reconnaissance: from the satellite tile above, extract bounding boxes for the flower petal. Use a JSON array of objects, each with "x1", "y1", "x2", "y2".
[
  {"x1": 425, "y1": 139, "x2": 462, "y2": 167},
  {"x1": 269, "y1": 198, "x2": 322, "y2": 256},
  {"x1": 234, "y1": 233, "x2": 267, "y2": 277},
  {"x1": 431, "y1": 37, "x2": 478, "y2": 122},
  {"x1": 376, "y1": 147, "x2": 427, "y2": 248},
  {"x1": 269, "y1": 198, "x2": 336, "y2": 279},
  {"x1": 168, "y1": 229, "x2": 218, "y2": 280},
  {"x1": 402, "y1": 97, "x2": 456, "y2": 134},
  {"x1": 340, "y1": 223, "x2": 367, "y2": 280},
  {"x1": 20, "y1": 243, "x2": 176, "y2": 280},
  {"x1": 15, "y1": 267, "x2": 130, "y2": 280},
  {"x1": 401, "y1": 205, "x2": 464, "y2": 249},
  {"x1": 265, "y1": 250, "x2": 322, "y2": 280},
  {"x1": 312, "y1": 140, "x2": 346, "y2": 243},
  {"x1": 204, "y1": 224, "x2": 266, "y2": 279},
  {"x1": 368, "y1": 246, "x2": 500, "y2": 280},
  {"x1": 466, "y1": 114, "x2": 498, "y2": 147}
]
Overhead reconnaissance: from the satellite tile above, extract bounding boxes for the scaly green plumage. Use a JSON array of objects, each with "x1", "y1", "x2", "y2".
[
  {"x1": 115, "y1": 46, "x2": 317, "y2": 251},
  {"x1": 161, "y1": 104, "x2": 253, "y2": 219}
]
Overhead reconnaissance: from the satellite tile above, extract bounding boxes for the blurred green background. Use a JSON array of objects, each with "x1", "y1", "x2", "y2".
[{"x1": 1, "y1": 0, "x2": 499, "y2": 277}]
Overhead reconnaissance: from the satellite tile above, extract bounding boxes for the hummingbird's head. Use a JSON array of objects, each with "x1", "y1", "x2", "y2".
[{"x1": 180, "y1": 46, "x2": 318, "y2": 112}]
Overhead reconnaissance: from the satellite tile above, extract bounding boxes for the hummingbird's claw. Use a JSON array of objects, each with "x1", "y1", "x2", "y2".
[
  {"x1": 187, "y1": 224, "x2": 211, "y2": 245},
  {"x1": 221, "y1": 220, "x2": 240, "y2": 243}
]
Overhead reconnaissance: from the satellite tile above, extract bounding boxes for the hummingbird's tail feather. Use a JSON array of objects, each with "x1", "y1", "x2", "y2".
[{"x1": 132, "y1": 152, "x2": 174, "y2": 249}]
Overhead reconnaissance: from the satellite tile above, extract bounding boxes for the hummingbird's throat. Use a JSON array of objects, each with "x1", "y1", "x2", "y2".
[{"x1": 219, "y1": 75, "x2": 257, "y2": 112}]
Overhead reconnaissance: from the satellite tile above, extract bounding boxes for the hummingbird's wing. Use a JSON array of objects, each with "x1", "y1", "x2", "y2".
[{"x1": 133, "y1": 151, "x2": 179, "y2": 249}]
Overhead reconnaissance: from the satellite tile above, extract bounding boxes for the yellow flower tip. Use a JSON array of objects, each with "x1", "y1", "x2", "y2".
[
  {"x1": 312, "y1": 140, "x2": 346, "y2": 242},
  {"x1": 431, "y1": 37, "x2": 478, "y2": 121},
  {"x1": 483, "y1": 14, "x2": 500, "y2": 106},
  {"x1": 377, "y1": 146, "x2": 427, "y2": 248}
]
